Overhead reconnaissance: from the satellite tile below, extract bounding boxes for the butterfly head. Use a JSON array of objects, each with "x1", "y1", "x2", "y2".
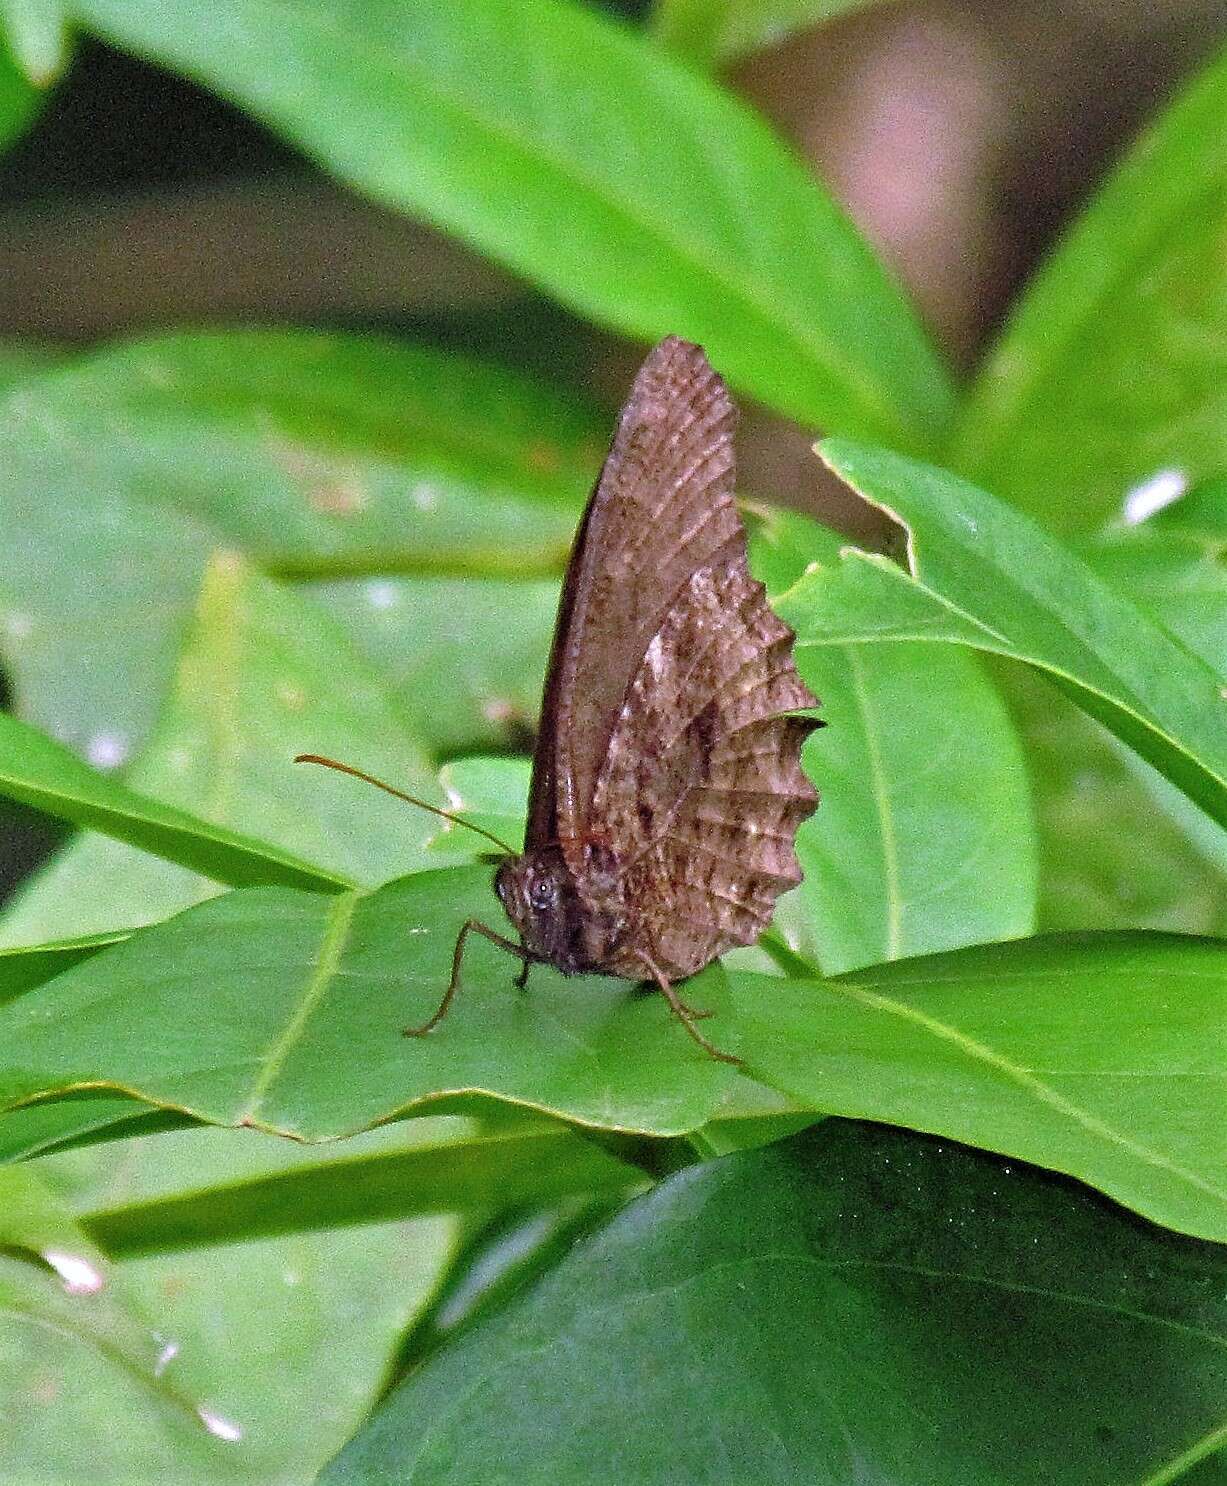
[{"x1": 495, "y1": 846, "x2": 623, "y2": 976}]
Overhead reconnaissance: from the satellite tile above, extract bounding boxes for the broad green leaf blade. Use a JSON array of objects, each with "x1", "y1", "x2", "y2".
[
  {"x1": 653, "y1": 0, "x2": 886, "y2": 68},
  {"x1": 1, "y1": 0, "x2": 70, "y2": 83},
  {"x1": 70, "y1": 0, "x2": 953, "y2": 447},
  {"x1": 0, "y1": 709, "x2": 348, "y2": 894},
  {"x1": 0, "y1": 931, "x2": 124, "y2": 1006},
  {"x1": 733, "y1": 932, "x2": 1227, "y2": 1241},
  {"x1": 0, "y1": 337, "x2": 60, "y2": 391},
  {"x1": 23, "y1": 330, "x2": 598, "y2": 575},
  {"x1": 427, "y1": 758, "x2": 530, "y2": 856},
  {"x1": 752, "y1": 509, "x2": 1036, "y2": 971},
  {"x1": 18, "y1": 1123, "x2": 457, "y2": 1484},
  {"x1": 0, "y1": 554, "x2": 437, "y2": 944},
  {"x1": 780, "y1": 442, "x2": 1227, "y2": 833},
  {"x1": 0, "y1": 330, "x2": 592, "y2": 753},
  {"x1": 0, "y1": 870, "x2": 752, "y2": 1140},
  {"x1": 309, "y1": 575, "x2": 559, "y2": 756},
  {"x1": 0, "y1": 1181, "x2": 244, "y2": 1473},
  {"x1": 323, "y1": 1121, "x2": 1227, "y2": 1486},
  {"x1": 85, "y1": 1124, "x2": 641, "y2": 1255},
  {"x1": 0, "y1": 1094, "x2": 190, "y2": 1162},
  {"x1": 999, "y1": 665, "x2": 1227, "y2": 937},
  {"x1": 0, "y1": 29, "x2": 40, "y2": 148},
  {"x1": 950, "y1": 41, "x2": 1227, "y2": 533}
]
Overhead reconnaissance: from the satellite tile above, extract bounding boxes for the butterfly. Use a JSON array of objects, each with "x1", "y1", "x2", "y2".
[{"x1": 299, "y1": 337, "x2": 819, "y2": 1063}]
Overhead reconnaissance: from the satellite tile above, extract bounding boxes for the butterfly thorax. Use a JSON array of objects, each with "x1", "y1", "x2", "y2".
[{"x1": 495, "y1": 843, "x2": 627, "y2": 976}]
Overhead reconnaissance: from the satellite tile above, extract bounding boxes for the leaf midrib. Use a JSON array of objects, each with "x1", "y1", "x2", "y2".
[{"x1": 241, "y1": 889, "x2": 358, "y2": 1121}]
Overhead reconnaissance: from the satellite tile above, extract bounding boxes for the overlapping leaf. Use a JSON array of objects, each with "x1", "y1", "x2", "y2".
[
  {"x1": 0, "y1": 331, "x2": 593, "y2": 752},
  {"x1": 2, "y1": 865, "x2": 1224, "y2": 1238},
  {"x1": 309, "y1": 576, "x2": 558, "y2": 756},
  {"x1": 0, "y1": 870, "x2": 751, "y2": 1141},
  {"x1": 13, "y1": 1122, "x2": 459, "y2": 1483},
  {"x1": 732, "y1": 931, "x2": 1227, "y2": 1241},
  {"x1": 0, "y1": 709, "x2": 345, "y2": 897},
  {"x1": 0, "y1": 555, "x2": 438, "y2": 945},
  {"x1": 0, "y1": 1167, "x2": 244, "y2": 1478},
  {"x1": 752, "y1": 509, "x2": 1036, "y2": 971},
  {"x1": 951, "y1": 39, "x2": 1227, "y2": 532},
  {"x1": 323, "y1": 1121, "x2": 1227, "y2": 1485},
  {"x1": 779, "y1": 442, "x2": 1227, "y2": 833},
  {"x1": 70, "y1": 0, "x2": 953, "y2": 446}
]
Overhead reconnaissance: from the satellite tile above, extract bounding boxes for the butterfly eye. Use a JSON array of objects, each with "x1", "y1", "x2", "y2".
[{"x1": 530, "y1": 878, "x2": 557, "y2": 911}]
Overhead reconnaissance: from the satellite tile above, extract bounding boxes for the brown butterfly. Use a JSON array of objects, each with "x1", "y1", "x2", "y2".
[{"x1": 299, "y1": 337, "x2": 819, "y2": 1063}]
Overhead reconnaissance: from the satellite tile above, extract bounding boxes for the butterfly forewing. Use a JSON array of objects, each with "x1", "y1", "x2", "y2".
[{"x1": 524, "y1": 337, "x2": 744, "y2": 853}]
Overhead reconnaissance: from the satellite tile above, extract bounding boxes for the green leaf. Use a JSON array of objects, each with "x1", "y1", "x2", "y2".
[
  {"x1": 0, "y1": 1171, "x2": 244, "y2": 1475},
  {"x1": 0, "y1": 330, "x2": 592, "y2": 754},
  {"x1": 1079, "y1": 521, "x2": 1227, "y2": 887},
  {"x1": 309, "y1": 575, "x2": 559, "y2": 756},
  {"x1": 0, "y1": 931, "x2": 124, "y2": 1006},
  {"x1": 17, "y1": 1122, "x2": 458, "y2": 1483},
  {"x1": 0, "y1": 554, "x2": 437, "y2": 944},
  {"x1": 0, "y1": 708, "x2": 348, "y2": 896},
  {"x1": 0, "y1": 1093, "x2": 188, "y2": 1162},
  {"x1": 1150, "y1": 471, "x2": 1227, "y2": 545},
  {"x1": 733, "y1": 931, "x2": 1227, "y2": 1242},
  {"x1": 84, "y1": 1122, "x2": 642, "y2": 1255},
  {"x1": 0, "y1": 0, "x2": 70, "y2": 83},
  {"x1": 427, "y1": 757, "x2": 530, "y2": 856},
  {"x1": 779, "y1": 442, "x2": 1227, "y2": 835},
  {"x1": 0, "y1": 337, "x2": 61, "y2": 391},
  {"x1": 5, "y1": 867, "x2": 1224, "y2": 1239},
  {"x1": 322, "y1": 1121, "x2": 1227, "y2": 1485},
  {"x1": 752, "y1": 509, "x2": 1036, "y2": 972},
  {"x1": 69, "y1": 0, "x2": 953, "y2": 447},
  {"x1": 1085, "y1": 525, "x2": 1227, "y2": 676},
  {"x1": 652, "y1": 0, "x2": 887, "y2": 68},
  {"x1": 0, "y1": 869, "x2": 753, "y2": 1141},
  {"x1": 950, "y1": 41, "x2": 1227, "y2": 533},
  {"x1": 998, "y1": 665, "x2": 1227, "y2": 937},
  {"x1": 0, "y1": 1163, "x2": 110, "y2": 1281},
  {"x1": 0, "y1": 27, "x2": 41, "y2": 148},
  {"x1": 39, "y1": 330, "x2": 597, "y2": 576}
]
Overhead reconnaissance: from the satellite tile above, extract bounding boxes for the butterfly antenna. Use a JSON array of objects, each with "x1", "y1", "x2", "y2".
[{"x1": 293, "y1": 753, "x2": 518, "y2": 856}]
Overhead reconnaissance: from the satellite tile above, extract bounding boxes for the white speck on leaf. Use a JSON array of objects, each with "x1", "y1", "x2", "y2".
[
  {"x1": 1122, "y1": 468, "x2": 1186, "y2": 525},
  {"x1": 198, "y1": 1407, "x2": 243, "y2": 1443},
  {"x1": 44, "y1": 1249, "x2": 104, "y2": 1295},
  {"x1": 153, "y1": 1339, "x2": 179, "y2": 1376},
  {"x1": 1, "y1": 611, "x2": 32, "y2": 640},
  {"x1": 86, "y1": 732, "x2": 129, "y2": 770},
  {"x1": 412, "y1": 482, "x2": 439, "y2": 512},
  {"x1": 366, "y1": 581, "x2": 399, "y2": 611}
]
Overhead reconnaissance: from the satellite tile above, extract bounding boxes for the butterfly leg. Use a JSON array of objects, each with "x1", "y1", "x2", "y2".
[
  {"x1": 638, "y1": 955, "x2": 744, "y2": 1067},
  {"x1": 404, "y1": 918, "x2": 534, "y2": 1037}
]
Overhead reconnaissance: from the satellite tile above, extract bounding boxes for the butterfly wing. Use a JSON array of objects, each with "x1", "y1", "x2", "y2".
[
  {"x1": 594, "y1": 547, "x2": 819, "y2": 978},
  {"x1": 524, "y1": 336, "x2": 746, "y2": 853},
  {"x1": 523, "y1": 336, "x2": 818, "y2": 978},
  {"x1": 579, "y1": 346, "x2": 820, "y2": 977}
]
